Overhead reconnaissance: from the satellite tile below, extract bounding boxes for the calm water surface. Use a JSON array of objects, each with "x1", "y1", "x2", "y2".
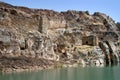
[{"x1": 0, "y1": 65, "x2": 120, "y2": 80}]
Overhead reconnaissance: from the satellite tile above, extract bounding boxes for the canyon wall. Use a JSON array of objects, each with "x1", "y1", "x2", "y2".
[{"x1": 0, "y1": 2, "x2": 120, "y2": 68}]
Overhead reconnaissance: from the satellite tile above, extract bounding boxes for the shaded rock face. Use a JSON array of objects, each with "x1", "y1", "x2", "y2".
[
  {"x1": 0, "y1": 2, "x2": 119, "y2": 66},
  {"x1": 99, "y1": 41, "x2": 119, "y2": 65},
  {"x1": 116, "y1": 22, "x2": 120, "y2": 31}
]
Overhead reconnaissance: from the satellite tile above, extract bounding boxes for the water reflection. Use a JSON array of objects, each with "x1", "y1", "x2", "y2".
[{"x1": 0, "y1": 65, "x2": 120, "y2": 80}]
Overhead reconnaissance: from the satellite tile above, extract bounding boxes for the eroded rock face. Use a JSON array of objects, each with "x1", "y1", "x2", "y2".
[
  {"x1": 0, "y1": 2, "x2": 119, "y2": 66},
  {"x1": 99, "y1": 41, "x2": 119, "y2": 65},
  {"x1": 116, "y1": 22, "x2": 120, "y2": 31}
]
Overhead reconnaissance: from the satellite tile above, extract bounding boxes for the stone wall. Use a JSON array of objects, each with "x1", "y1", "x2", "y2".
[
  {"x1": 49, "y1": 20, "x2": 66, "y2": 29},
  {"x1": 82, "y1": 35, "x2": 99, "y2": 46}
]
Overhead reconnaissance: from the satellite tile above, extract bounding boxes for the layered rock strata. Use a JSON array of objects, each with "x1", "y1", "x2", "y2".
[{"x1": 0, "y1": 2, "x2": 120, "y2": 72}]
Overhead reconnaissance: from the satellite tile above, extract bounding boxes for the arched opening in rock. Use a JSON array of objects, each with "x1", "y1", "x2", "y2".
[
  {"x1": 63, "y1": 52, "x2": 67, "y2": 57},
  {"x1": 86, "y1": 41, "x2": 88, "y2": 44},
  {"x1": 0, "y1": 41, "x2": 3, "y2": 44},
  {"x1": 113, "y1": 55, "x2": 118, "y2": 65},
  {"x1": 101, "y1": 38, "x2": 103, "y2": 40},
  {"x1": 20, "y1": 47, "x2": 25, "y2": 50}
]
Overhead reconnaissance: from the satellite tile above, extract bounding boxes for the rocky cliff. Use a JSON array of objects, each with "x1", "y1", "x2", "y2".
[{"x1": 0, "y1": 2, "x2": 120, "y2": 72}]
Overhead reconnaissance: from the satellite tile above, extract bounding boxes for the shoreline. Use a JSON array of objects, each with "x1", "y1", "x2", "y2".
[
  {"x1": 0, "y1": 56, "x2": 55, "y2": 73},
  {"x1": 0, "y1": 56, "x2": 81, "y2": 73},
  {"x1": 0, "y1": 56, "x2": 119, "y2": 74}
]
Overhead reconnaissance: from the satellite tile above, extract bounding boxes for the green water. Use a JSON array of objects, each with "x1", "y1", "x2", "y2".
[{"x1": 0, "y1": 66, "x2": 120, "y2": 80}]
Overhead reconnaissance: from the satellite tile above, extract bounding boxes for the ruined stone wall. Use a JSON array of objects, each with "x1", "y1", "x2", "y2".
[
  {"x1": 49, "y1": 20, "x2": 66, "y2": 29},
  {"x1": 82, "y1": 35, "x2": 99, "y2": 46}
]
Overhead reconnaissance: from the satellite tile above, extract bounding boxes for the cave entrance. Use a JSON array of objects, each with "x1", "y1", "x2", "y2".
[
  {"x1": 0, "y1": 41, "x2": 3, "y2": 44},
  {"x1": 86, "y1": 41, "x2": 88, "y2": 44},
  {"x1": 20, "y1": 47, "x2": 25, "y2": 50},
  {"x1": 101, "y1": 38, "x2": 103, "y2": 40}
]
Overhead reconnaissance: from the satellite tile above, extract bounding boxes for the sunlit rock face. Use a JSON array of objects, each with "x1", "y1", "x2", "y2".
[{"x1": 0, "y1": 2, "x2": 119, "y2": 66}]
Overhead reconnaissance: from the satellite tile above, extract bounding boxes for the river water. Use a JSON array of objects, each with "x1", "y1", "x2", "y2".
[{"x1": 0, "y1": 65, "x2": 120, "y2": 80}]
